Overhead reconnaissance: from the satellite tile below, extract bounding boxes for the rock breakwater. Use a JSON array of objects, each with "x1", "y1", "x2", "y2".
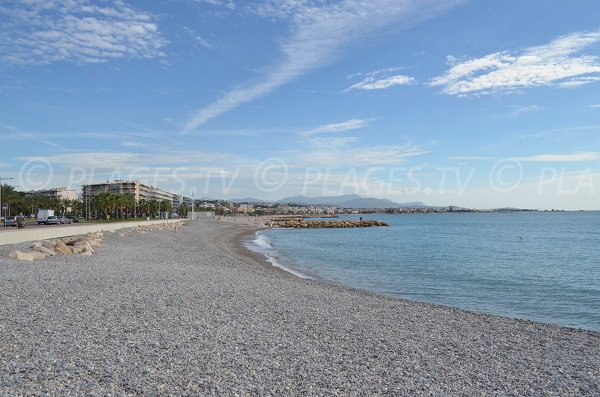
[{"x1": 266, "y1": 218, "x2": 388, "y2": 228}]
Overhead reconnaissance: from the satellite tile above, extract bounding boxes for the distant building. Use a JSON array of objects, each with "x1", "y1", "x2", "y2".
[
  {"x1": 173, "y1": 195, "x2": 193, "y2": 209},
  {"x1": 26, "y1": 187, "x2": 78, "y2": 201},
  {"x1": 237, "y1": 204, "x2": 254, "y2": 214},
  {"x1": 81, "y1": 180, "x2": 176, "y2": 205}
]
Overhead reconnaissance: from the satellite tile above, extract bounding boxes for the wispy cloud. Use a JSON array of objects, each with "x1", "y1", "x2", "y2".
[
  {"x1": 448, "y1": 156, "x2": 492, "y2": 161},
  {"x1": 292, "y1": 136, "x2": 427, "y2": 168},
  {"x1": 300, "y1": 119, "x2": 369, "y2": 136},
  {"x1": 183, "y1": 26, "x2": 214, "y2": 49},
  {"x1": 0, "y1": 0, "x2": 166, "y2": 64},
  {"x1": 591, "y1": 104, "x2": 600, "y2": 108},
  {"x1": 297, "y1": 144, "x2": 427, "y2": 168},
  {"x1": 430, "y1": 31, "x2": 600, "y2": 95},
  {"x1": 509, "y1": 105, "x2": 542, "y2": 117},
  {"x1": 182, "y1": 0, "x2": 464, "y2": 132},
  {"x1": 18, "y1": 150, "x2": 235, "y2": 170},
  {"x1": 513, "y1": 152, "x2": 600, "y2": 162},
  {"x1": 192, "y1": 0, "x2": 236, "y2": 10},
  {"x1": 346, "y1": 67, "x2": 415, "y2": 91},
  {"x1": 559, "y1": 76, "x2": 600, "y2": 88}
]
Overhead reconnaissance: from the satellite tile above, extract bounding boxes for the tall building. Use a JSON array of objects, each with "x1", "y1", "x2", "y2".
[
  {"x1": 26, "y1": 187, "x2": 78, "y2": 201},
  {"x1": 81, "y1": 180, "x2": 176, "y2": 205},
  {"x1": 173, "y1": 195, "x2": 193, "y2": 209}
]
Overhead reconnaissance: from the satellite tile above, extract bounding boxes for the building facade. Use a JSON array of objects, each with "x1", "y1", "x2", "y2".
[
  {"x1": 26, "y1": 187, "x2": 78, "y2": 201},
  {"x1": 81, "y1": 180, "x2": 176, "y2": 205}
]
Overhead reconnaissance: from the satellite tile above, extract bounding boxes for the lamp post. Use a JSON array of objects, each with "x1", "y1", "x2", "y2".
[
  {"x1": 0, "y1": 176, "x2": 15, "y2": 227},
  {"x1": 191, "y1": 189, "x2": 195, "y2": 221}
]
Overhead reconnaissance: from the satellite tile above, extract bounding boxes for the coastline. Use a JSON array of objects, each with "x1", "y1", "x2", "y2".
[{"x1": 1, "y1": 219, "x2": 598, "y2": 395}]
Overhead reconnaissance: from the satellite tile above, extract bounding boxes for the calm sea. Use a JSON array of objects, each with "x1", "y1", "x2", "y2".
[{"x1": 246, "y1": 212, "x2": 600, "y2": 331}]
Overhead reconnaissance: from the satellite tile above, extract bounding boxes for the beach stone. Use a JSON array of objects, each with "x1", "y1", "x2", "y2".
[
  {"x1": 30, "y1": 242, "x2": 57, "y2": 257},
  {"x1": 53, "y1": 240, "x2": 74, "y2": 256},
  {"x1": 71, "y1": 241, "x2": 94, "y2": 255},
  {"x1": 8, "y1": 250, "x2": 47, "y2": 261},
  {"x1": 0, "y1": 219, "x2": 597, "y2": 396}
]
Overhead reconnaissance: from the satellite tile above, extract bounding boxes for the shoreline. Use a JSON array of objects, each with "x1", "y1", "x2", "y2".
[
  {"x1": 1, "y1": 219, "x2": 598, "y2": 395},
  {"x1": 233, "y1": 219, "x2": 600, "y2": 334}
]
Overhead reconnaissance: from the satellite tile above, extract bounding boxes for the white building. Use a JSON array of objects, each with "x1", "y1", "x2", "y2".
[{"x1": 26, "y1": 188, "x2": 78, "y2": 201}]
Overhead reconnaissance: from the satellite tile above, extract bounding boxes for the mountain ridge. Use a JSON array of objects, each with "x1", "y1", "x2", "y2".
[{"x1": 230, "y1": 194, "x2": 427, "y2": 208}]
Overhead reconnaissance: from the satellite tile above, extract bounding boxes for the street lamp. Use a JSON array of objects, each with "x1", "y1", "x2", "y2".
[
  {"x1": 0, "y1": 176, "x2": 15, "y2": 227},
  {"x1": 191, "y1": 189, "x2": 195, "y2": 221}
]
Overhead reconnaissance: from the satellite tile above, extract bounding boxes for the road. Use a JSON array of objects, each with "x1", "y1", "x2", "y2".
[{"x1": 0, "y1": 222, "x2": 86, "y2": 232}]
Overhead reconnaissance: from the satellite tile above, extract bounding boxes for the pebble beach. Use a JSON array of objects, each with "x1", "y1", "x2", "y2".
[{"x1": 1, "y1": 220, "x2": 599, "y2": 396}]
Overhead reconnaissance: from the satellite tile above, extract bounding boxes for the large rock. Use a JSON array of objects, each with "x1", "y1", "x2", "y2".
[
  {"x1": 30, "y1": 242, "x2": 57, "y2": 256},
  {"x1": 71, "y1": 240, "x2": 94, "y2": 255},
  {"x1": 9, "y1": 250, "x2": 47, "y2": 261},
  {"x1": 53, "y1": 240, "x2": 74, "y2": 256}
]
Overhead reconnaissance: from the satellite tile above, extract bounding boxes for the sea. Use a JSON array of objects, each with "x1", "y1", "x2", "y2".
[{"x1": 246, "y1": 211, "x2": 600, "y2": 331}]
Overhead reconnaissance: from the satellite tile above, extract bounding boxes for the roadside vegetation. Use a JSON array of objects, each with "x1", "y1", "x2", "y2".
[{"x1": 1, "y1": 184, "x2": 189, "y2": 222}]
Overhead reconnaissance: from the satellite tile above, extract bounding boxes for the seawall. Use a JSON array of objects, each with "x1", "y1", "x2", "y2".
[{"x1": 0, "y1": 219, "x2": 186, "y2": 246}]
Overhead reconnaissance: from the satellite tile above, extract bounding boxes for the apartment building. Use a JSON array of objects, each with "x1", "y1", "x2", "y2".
[
  {"x1": 81, "y1": 180, "x2": 176, "y2": 205},
  {"x1": 26, "y1": 187, "x2": 78, "y2": 201}
]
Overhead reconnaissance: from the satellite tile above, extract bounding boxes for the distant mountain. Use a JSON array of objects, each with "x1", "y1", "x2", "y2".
[
  {"x1": 277, "y1": 194, "x2": 361, "y2": 205},
  {"x1": 229, "y1": 197, "x2": 271, "y2": 204},
  {"x1": 339, "y1": 198, "x2": 426, "y2": 209},
  {"x1": 276, "y1": 194, "x2": 427, "y2": 209}
]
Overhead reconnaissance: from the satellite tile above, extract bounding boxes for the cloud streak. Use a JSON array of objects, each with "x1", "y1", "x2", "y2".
[
  {"x1": 509, "y1": 105, "x2": 542, "y2": 117},
  {"x1": 430, "y1": 31, "x2": 600, "y2": 95},
  {"x1": 183, "y1": 0, "x2": 464, "y2": 132},
  {"x1": 346, "y1": 67, "x2": 415, "y2": 91},
  {"x1": 0, "y1": 0, "x2": 166, "y2": 64},
  {"x1": 300, "y1": 119, "x2": 369, "y2": 136},
  {"x1": 513, "y1": 152, "x2": 600, "y2": 162}
]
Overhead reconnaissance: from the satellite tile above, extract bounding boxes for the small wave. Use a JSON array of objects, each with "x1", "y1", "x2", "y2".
[
  {"x1": 254, "y1": 234, "x2": 273, "y2": 249},
  {"x1": 244, "y1": 231, "x2": 310, "y2": 279}
]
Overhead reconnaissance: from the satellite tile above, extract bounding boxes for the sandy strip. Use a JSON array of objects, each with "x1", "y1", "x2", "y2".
[{"x1": 0, "y1": 219, "x2": 598, "y2": 395}]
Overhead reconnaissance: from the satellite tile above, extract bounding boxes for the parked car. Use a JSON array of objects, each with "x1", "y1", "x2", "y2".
[
  {"x1": 45, "y1": 216, "x2": 60, "y2": 225},
  {"x1": 67, "y1": 216, "x2": 79, "y2": 223},
  {"x1": 3, "y1": 216, "x2": 17, "y2": 227},
  {"x1": 57, "y1": 216, "x2": 72, "y2": 224}
]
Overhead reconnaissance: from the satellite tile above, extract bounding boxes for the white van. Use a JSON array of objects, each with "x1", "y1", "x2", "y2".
[{"x1": 37, "y1": 209, "x2": 55, "y2": 224}]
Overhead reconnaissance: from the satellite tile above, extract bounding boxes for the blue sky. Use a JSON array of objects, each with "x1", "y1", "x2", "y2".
[{"x1": 1, "y1": 0, "x2": 599, "y2": 209}]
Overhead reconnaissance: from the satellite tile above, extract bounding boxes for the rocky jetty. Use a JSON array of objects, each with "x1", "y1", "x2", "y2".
[{"x1": 266, "y1": 218, "x2": 388, "y2": 228}]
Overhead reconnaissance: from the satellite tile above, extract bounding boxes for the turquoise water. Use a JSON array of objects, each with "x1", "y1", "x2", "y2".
[{"x1": 247, "y1": 212, "x2": 600, "y2": 331}]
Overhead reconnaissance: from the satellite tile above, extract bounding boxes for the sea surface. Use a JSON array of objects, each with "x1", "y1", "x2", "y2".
[{"x1": 246, "y1": 212, "x2": 600, "y2": 331}]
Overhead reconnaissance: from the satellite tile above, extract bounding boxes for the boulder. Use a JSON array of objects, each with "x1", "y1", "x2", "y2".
[
  {"x1": 31, "y1": 242, "x2": 57, "y2": 256},
  {"x1": 9, "y1": 250, "x2": 47, "y2": 261},
  {"x1": 54, "y1": 240, "x2": 74, "y2": 256},
  {"x1": 71, "y1": 240, "x2": 94, "y2": 255}
]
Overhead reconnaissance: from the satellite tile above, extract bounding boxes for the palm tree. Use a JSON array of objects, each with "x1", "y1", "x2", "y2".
[
  {"x1": 1, "y1": 184, "x2": 23, "y2": 217},
  {"x1": 148, "y1": 199, "x2": 159, "y2": 218},
  {"x1": 94, "y1": 191, "x2": 116, "y2": 220},
  {"x1": 138, "y1": 199, "x2": 149, "y2": 218},
  {"x1": 72, "y1": 199, "x2": 85, "y2": 217},
  {"x1": 178, "y1": 203, "x2": 188, "y2": 217},
  {"x1": 121, "y1": 193, "x2": 135, "y2": 219},
  {"x1": 161, "y1": 199, "x2": 173, "y2": 217}
]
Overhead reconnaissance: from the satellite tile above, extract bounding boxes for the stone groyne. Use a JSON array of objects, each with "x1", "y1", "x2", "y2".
[{"x1": 266, "y1": 218, "x2": 388, "y2": 228}]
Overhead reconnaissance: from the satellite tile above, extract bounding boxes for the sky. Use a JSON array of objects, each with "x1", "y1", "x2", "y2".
[{"x1": 1, "y1": 0, "x2": 599, "y2": 210}]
